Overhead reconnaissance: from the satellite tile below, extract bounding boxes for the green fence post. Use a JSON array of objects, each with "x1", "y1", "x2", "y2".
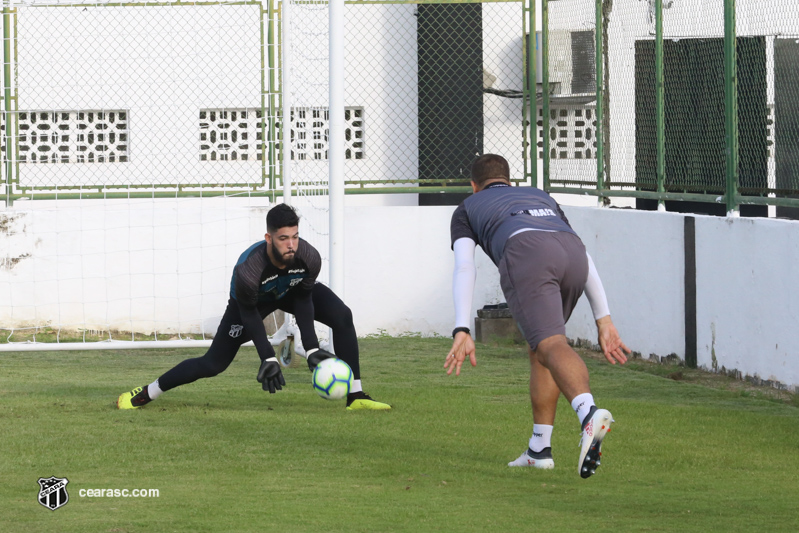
[
  {"x1": 267, "y1": 0, "x2": 277, "y2": 191},
  {"x1": 527, "y1": 0, "x2": 537, "y2": 188},
  {"x1": 655, "y1": 0, "x2": 665, "y2": 208},
  {"x1": 260, "y1": 3, "x2": 269, "y2": 190},
  {"x1": 3, "y1": 1, "x2": 12, "y2": 206},
  {"x1": 594, "y1": 0, "x2": 604, "y2": 200},
  {"x1": 522, "y1": 3, "x2": 529, "y2": 185},
  {"x1": 724, "y1": 0, "x2": 739, "y2": 215},
  {"x1": 542, "y1": 0, "x2": 549, "y2": 191}
]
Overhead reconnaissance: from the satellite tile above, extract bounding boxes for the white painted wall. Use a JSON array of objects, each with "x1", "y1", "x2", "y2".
[
  {"x1": 483, "y1": 2, "x2": 526, "y2": 179},
  {"x1": 0, "y1": 197, "x2": 267, "y2": 336},
  {"x1": 342, "y1": 205, "x2": 503, "y2": 337},
  {"x1": 562, "y1": 206, "x2": 686, "y2": 357},
  {"x1": 344, "y1": 4, "x2": 419, "y2": 184},
  {"x1": 5, "y1": 201, "x2": 799, "y2": 390},
  {"x1": 694, "y1": 216, "x2": 799, "y2": 389}
]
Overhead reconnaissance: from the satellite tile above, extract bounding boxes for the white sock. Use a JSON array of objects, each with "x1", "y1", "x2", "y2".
[
  {"x1": 350, "y1": 379, "x2": 362, "y2": 394},
  {"x1": 529, "y1": 424, "x2": 553, "y2": 453},
  {"x1": 148, "y1": 379, "x2": 163, "y2": 400},
  {"x1": 571, "y1": 393, "x2": 595, "y2": 426}
]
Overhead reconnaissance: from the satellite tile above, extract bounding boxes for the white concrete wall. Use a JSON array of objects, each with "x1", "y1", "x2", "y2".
[
  {"x1": 342, "y1": 205, "x2": 503, "y2": 337},
  {"x1": 343, "y1": 204, "x2": 689, "y2": 357},
  {"x1": 5, "y1": 201, "x2": 799, "y2": 390},
  {"x1": 694, "y1": 216, "x2": 799, "y2": 390},
  {"x1": 562, "y1": 206, "x2": 686, "y2": 357},
  {"x1": 0, "y1": 197, "x2": 268, "y2": 335}
]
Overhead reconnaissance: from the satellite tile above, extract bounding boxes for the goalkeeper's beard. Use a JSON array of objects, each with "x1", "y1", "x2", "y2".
[
  {"x1": 280, "y1": 252, "x2": 296, "y2": 267},
  {"x1": 268, "y1": 243, "x2": 296, "y2": 268}
]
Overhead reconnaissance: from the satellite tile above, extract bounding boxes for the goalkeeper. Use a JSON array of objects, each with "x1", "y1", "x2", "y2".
[{"x1": 118, "y1": 203, "x2": 390, "y2": 411}]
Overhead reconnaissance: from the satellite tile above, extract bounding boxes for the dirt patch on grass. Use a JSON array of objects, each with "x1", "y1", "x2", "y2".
[{"x1": 572, "y1": 342, "x2": 799, "y2": 407}]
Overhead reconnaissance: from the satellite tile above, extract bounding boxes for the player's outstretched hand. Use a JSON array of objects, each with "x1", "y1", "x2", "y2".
[
  {"x1": 596, "y1": 316, "x2": 630, "y2": 365},
  {"x1": 306, "y1": 348, "x2": 335, "y2": 372},
  {"x1": 257, "y1": 357, "x2": 286, "y2": 393},
  {"x1": 445, "y1": 331, "x2": 477, "y2": 376}
]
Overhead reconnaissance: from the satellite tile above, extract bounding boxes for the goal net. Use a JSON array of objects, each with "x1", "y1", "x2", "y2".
[
  {"x1": 1, "y1": 0, "x2": 535, "y2": 350},
  {"x1": 0, "y1": 0, "x2": 332, "y2": 351}
]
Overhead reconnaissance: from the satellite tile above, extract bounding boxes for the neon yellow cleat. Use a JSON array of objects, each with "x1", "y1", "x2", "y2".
[
  {"x1": 345, "y1": 391, "x2": 391, "y2": 411},
  {"x1": 117, "y1": 386, "x2": 150, "y2": 410}
]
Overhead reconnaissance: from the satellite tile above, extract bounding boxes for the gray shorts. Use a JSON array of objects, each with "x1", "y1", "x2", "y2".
[{"x1": 498, "y1": 230, "x2": 588, "y2": 351}]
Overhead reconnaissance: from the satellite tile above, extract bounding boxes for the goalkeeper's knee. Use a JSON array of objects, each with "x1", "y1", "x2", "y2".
[{"x1": 197, "y1": 357, "x2": 231, "y2": 378}]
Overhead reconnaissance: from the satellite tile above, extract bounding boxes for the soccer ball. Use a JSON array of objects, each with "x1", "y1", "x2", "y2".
[{"x1": 312, "y1": 358, "x2": 353, "y2": 400}]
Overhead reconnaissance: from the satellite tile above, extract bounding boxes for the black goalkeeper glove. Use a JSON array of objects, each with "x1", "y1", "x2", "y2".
[
  {"x1": 306, "y1": 348, "x2": 335, "y2": 372},
  {"x1": 257, "y1": 357, "x2": 286, "y2": 394}
]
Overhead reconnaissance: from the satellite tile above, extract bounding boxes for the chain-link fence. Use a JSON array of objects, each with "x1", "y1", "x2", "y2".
[
  {"x1": 544, "y1": 0, "x2": 799, "y2": 214},
  {"x1": 0, "y1": 0, "x2": 539, "y2": 345},
  {"x1": 279, "y1": 0, "x2": 534, "y2": 199},
  {"x1": 0, "y1": 0, "x2": 534, "y2": 203},
  {"x1": 0, "y1": 0, "x2": 277, "y2": 198},
  {"x1": 3, "y1": 0, "x2": 799, "y2": 213},
  {"x1": 338, "y1": 0, "x2": 532, "y2": 198}
]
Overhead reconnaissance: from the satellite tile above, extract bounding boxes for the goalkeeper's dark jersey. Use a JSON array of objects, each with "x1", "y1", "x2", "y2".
[
  {"x1": 226, "y1": 238, "x2": 322, "y2": 362},
  {"x1": 230, "y1": 237, "x2": 322, "y2": 307}
]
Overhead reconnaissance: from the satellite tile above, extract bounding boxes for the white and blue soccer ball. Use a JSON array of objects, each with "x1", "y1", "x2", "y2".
[{"x1": 312, "y1": 358, "x2": 353, "y2": 400}]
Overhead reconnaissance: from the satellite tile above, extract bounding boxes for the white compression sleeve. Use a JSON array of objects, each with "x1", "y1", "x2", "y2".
[
  {"x1": 584, "y1": 252, "x2": 610, "y2": 320},
  {"x1": 452, "y1": 238, "x2": 477, "y2": 328}
]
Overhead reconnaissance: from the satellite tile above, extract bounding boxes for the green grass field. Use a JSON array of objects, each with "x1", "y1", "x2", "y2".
[{"x1": 2, "y1": 336, "x2": 798, "y2": 532}]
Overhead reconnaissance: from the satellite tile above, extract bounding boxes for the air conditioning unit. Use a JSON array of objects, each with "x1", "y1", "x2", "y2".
[
  {"x1": 568, "y1": 30, "x2": 596, "y2": 95},
  {"x1": 527, "y1": 30, "x2": 596, "y2": 104}
]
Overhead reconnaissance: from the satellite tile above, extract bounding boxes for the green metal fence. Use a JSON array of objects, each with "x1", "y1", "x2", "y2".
[
  {"x1": 543, "y1": 0, "x2": 799, "y2": 213},
  {"x1": 0, "y1": 0, "x2": 536, "y2": 204},
  {"x1": 3, "y1": 0, "x2": 797, "y2": 213},
  {"x1": 0, "y1": 0, "x2": 280, "y2": 204}
]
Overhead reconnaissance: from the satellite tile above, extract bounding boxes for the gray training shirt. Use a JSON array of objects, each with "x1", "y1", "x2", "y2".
[{"x1": 450, "y1": 183, "x2": 577, "y2": 265}]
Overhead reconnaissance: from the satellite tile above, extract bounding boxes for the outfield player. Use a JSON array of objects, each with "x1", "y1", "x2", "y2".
[
  {"x1": 118, "y1": 203, "x2": 390, "y2": 411},
  {"x1": 445, "y1": 154, "x2": 629, "y2": 478}
]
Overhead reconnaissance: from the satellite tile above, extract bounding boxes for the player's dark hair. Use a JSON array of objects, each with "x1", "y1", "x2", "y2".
[
  {"x1": 266, "y1": 203, "x2": 300, "y2": 233},
  {"x1": 470, "y1": 153, "x2": 510, "y2": 189}
]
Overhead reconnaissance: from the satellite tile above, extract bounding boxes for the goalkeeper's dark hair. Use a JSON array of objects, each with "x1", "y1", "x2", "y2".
[
  {"x1": 266, "y1": 203, "x2": 300, "y2": 233},
  {"x1": 470, "y1": 153, "x2": 510, "y2": 189}
]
